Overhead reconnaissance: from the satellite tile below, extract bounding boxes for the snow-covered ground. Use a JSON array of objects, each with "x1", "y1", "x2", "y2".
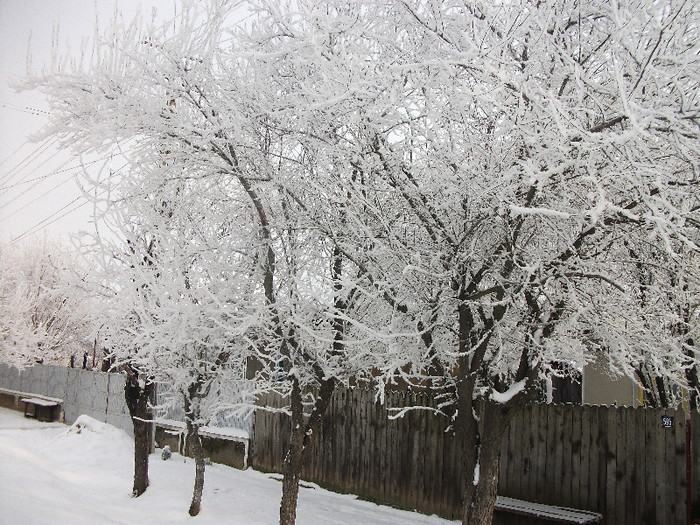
[{"x1": 0, "y1": 408, "x2": 458, "y2": 524}]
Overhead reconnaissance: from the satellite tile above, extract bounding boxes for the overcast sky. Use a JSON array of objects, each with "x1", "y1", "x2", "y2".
[{"x1": 0, "y1": 0, "x2": 175, "y2": 245}]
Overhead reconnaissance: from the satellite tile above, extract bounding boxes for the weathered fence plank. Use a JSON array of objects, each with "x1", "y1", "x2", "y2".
[
  {"x1": 578, "y1": 405, "x2": 591, "y2": 511},
  {"x1": 653, "y1": 408, "x2": 665, "y2": 525},
  {"x1": 672, "y1": 411, "x2": 687, "y2": 524},
  {"x1": 627, "y1": 407, "x2": 642, "y2": 525},
  {"x1": 693, "y1": 414, "x2": 700, "y2": 521}
]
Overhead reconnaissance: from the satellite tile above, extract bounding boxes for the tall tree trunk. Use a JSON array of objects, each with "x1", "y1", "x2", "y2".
[
  {"x1": 184, "y1": 389, "x2": 206, "y2": 517},
  {"x1": 461, "y1": 401, "x2": 514, "y2": 525},
  {"x1": 280, "y1": 378, "x2": 305, "y2": 525},
  {"x1": 279, "y1": 375, "x2": 337, "y2": 525},
  {"x1": 124, "y1": 375, "x2": 154, "y2": 497},
  {"x1": 186, "y1": 420, "x2": 206, "y2": 517},
  {"x1": 455, "y1": 378, "x2": 480, "y2": 525},
  {"x1": 280, "y1": 432, "x2": 304, "y2": 525}
]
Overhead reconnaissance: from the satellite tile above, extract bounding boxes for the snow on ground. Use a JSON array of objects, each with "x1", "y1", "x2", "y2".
[{"x1": 0, "y1": 408, "x2": 458, "y2": 525}]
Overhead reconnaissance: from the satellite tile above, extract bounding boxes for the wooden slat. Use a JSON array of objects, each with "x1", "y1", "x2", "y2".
[
  {"x1": 639, "y1": 406, "x2": 655, "y2": 524},
  {"x1": 628, "y1": 408, "x2": 643, "y2": 525},
  {"x1": 359, "y1": 388, "x2": 367, "y2": 495},
  {"x1": 578, "y1": 405, "x2": 591, "y2": 511},
  {"x1": 670, "y1": 409, "x2": 686, "y2": 525},
  {"x1": 562, "y1": 406, "x2": 573, "y2": 507},
  {"x1": 535, "y1": 403, "x2": 549, "y2": 504},
  {"x1": 585, "y1": 405, "x2": 599, "y2": 514},
  {"x1": 615, "y1": 407, "x2": 628, "y2": 523},
  {"x1": 595, "y1": 406, "x2": 608, "y2": 521},
  {"x1": 382, "y1": 391, "x2": 392, "y2": 504},
  {"x1": 505, "y1": 404, "x2": 520, "y2": 498},
  {"x1": 544, "y1": 402, "x2": 559, "y2": 505},
  {"x1": 604, "y1": 406, "x2": 618, "y2": 525},
  {"x1": 693, "y1": 413, "x2": 700, "y2": 525},
  {"x1": 651, "y1": 408, "x2": 664, "y2": 525},
  {"x1": 526, "y1": 403, "x2": 539, "y2": 502},
  {"x1": 375, "y1": 392, "x2": 386, "y2": 504},
  {"x1": 570, "y1": 405, "x2": 583, "y2": 508},
  {"x1": 514, "y1": 403, "x2": 528, "y2": 500},
  {"x1": 431, "y1": 398, "x2": 443, "y2": 517}
]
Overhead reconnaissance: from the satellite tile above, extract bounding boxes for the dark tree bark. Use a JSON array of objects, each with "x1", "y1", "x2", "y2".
[
  {"x1": 186, "y1": 419, "x2": 206, "y2": 517},
  {"x1": 461, "y1": 401, "x2": 513, "y2": 525},
  {"x1": 279, "y1": 376, "x2": 337, "y2": 525},
  {"x1": 279, "y1": 379, "x2": 304, "y2": 525},
  {"x1": 124, "y1": 369, "x2": 154, "y2": 498},
  {"x1": 454, "y1": 375, "x2": 479, "y2": 525},
  {"x1": 184, "y1": 385, "x2": 206, "y2": 517},
  {"x1": 279, "y1": 245, "x2": 345, "y2": 525}
]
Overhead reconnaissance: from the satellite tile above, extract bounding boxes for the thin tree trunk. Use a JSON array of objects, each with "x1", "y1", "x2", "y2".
[
  {"x1": 280, "y1": 378, "x2": 304, "y2": 525},
  {"x1": 280, "y1": 435, "x2": 303, "y2": 525},
  {"x1": 187, "y1": 420, "x2": 206, "y2": 517},
  {"x1": 124, "y1": 375, "x2": 153, "y2": 497},
  {"x1": 279, "y1": 375, "x2": 337, "y2": 525},
  {"x1": 184, "y1": 387, "x2": 206, "y2": 517}
]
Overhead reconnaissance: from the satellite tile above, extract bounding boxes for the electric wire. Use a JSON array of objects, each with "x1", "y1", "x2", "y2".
[
  {"x1": 0, "y1": 139, "x2": 31, "y2": 169},
  {"x1": 0, "y1": 158, "x2": 129, "y2": 223},
  {"x1": 9, "y1": 189, "x2": 106, "y2": 245},
  {"x1": 7, "y1": 164, "x2": 127, "y2": 244},
  {"x1": 0, "y1": 152, "x2": 117, "y2": 193},
  {"x1": 0, "y1": 154, "x2": 74, "y2": 200},
  {"x1": 0, "y1": 101, "x2": 51, "y2": 117},
  {"x1": 0, "y1": 172, "x2": 76, "y2": 222},
  {"x1": 0, "y1": 137, "x2": 58, "y2": 188}
]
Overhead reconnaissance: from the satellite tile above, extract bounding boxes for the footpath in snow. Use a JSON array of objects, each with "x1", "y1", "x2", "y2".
[{"x1": 0, "y1": 408, "x2": 458, "y2": 525}]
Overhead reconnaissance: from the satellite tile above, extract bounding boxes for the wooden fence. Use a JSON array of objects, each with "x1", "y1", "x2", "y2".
[{"x1": 253, "y1": 388, "x2": 697, "y2": 525}]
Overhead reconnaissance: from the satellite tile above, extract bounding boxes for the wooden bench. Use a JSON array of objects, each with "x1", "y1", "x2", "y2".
[
  {"x1": 495, "y1": 496, "x2": 603, "y2": 524},
  {"x1": 21, "y1": 396, "x2": 63, "y2": 422},
  {"x1": 154, "y1": 420, "x2": 250, "y2": 470},
  {"x1": 154, "y1": 419, "x2": 186, "y2": 454},
  {"x1": 199, "y1": 426, "x2": 250, "y2": 470}
]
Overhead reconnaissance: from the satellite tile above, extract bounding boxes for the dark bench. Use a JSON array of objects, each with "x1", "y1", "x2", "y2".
[
  {"x1": 154, "y1": 420, "x2": 250, "y2": 470},
  {"x1": 21, "y1": 396, "x2": 63, "y2": 422},
  {"x1": 495, "y1": 496, "x2": 603, "y2": 524}
]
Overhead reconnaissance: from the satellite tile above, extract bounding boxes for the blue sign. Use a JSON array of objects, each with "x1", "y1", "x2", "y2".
[{"x1": 661, "y1": 415, "x2": 674, "y2": 428}]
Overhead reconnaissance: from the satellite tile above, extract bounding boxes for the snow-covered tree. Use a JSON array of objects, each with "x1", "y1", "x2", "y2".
[
  {"x1": 28, "y1": 0, "x2": 699, "y2": 524},
  {"x1": 29, "y1": 3, "x2": 379, "y2": 521},
  {"x1": 92, "y1": 177, "x2": 260, "y2": 510},
  {"x1": 0, "y1": 239, "x2": 94, "y2": 368},
  {"x1": 225, "y1": 1, "x2": 700, "y2": 523}
]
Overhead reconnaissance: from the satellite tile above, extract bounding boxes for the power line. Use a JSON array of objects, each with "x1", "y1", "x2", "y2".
[
  {"x1": 9, "y1": 195, "x2": 85, "y2": 244},
  {"x1": 7, "y1": 190, "x2": 110, "y2": 245},
  {"x1": 0, "y1": 152, "x2": 117, "y2": 193},
  {"x1": 0, "y1": 155, "x2": 74, "y2": 201},
  {"x1": 0, "y1": 139, "x2": 32, "y2": 169},
  {"x1": 0, "y1": 101, "x2": 51, "y2": 117},
  {"x1": 7, "y1": 164, "x2": 126, "y2": 244},
  {"x1": 0, "y1": 172, "x2": 75, "y2": 222},
  {"x1": 0, "y1": 159, "x2": 128, "y2": 223},
  {"x1": 0, "y1": 137, "x2": 58, "y2": 188}
]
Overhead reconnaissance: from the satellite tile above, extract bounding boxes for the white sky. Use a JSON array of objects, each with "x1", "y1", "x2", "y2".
[{"x1": 0, "y1": 0, "x2": 175, "y2": 245}]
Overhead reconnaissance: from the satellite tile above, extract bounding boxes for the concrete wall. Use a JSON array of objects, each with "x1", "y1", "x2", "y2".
[
  {"x1": 582, "y1": 359, "x2": 640, "y2": 407},
  {"x1": 0, "y1": 363, "x2": 133, "y2": 435},
  {"x1": 0, "y1": 363, "x2": 255, "y2": 440}
]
